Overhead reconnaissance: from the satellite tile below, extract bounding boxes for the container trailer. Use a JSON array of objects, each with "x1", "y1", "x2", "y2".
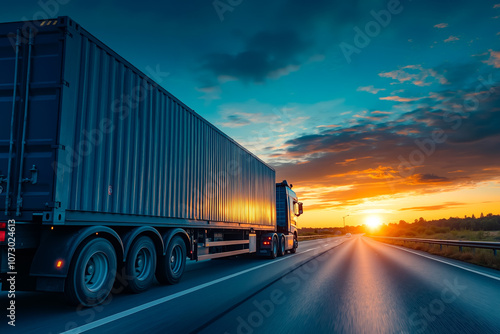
[{"x1": 0, "y1": 17, "x2": 303, "y2": 306}]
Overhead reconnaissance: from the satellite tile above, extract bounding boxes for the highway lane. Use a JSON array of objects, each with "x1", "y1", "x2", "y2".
[
  {"x1": 200, "y1": 235, "x2": 500, "y2": 334},
  {"x1": 2, "y1": 235, "x2": 500, "y2": 333},
  {"x1": 0, "y1": 237, "x2": 348, "y2": 334}
]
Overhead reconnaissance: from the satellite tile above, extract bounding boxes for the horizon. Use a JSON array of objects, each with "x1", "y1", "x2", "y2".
[{"x1": 299, "y1": 212, "x2": 500, "y2": 233}]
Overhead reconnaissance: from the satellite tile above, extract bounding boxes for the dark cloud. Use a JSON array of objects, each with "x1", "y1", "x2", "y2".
[
  {"x1": 279, "y1": 88, "x2": 500, "y2": 166},
  {"x1": 223, "y1": 114, "x2": 252, "y2": 127},
  {"x1": 399, "y1": 202, "x2": 466, "y2": 211},
  {"x1": 197, "y1": 0, "x2": 378, "y2": 86},
  {"x1": 201, "y1": 30, "x2": 311, "y2": 83},
  {"x1": 434, "y1": 61, "x2": 483, "y2": 88},
  {"x1": 444, "y1": 92, "x2": 500, "y2": 143},
  {"x1": 410, "y1": 174, "x2": 451, "y2": 184}
]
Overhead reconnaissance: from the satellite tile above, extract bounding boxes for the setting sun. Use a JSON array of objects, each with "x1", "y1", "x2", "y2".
[{"x1": 365, "y1": 215, "x2": 382, "y2": 230}]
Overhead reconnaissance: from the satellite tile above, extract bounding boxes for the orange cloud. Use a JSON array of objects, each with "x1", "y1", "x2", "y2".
[
  {"x1": 379, "y1": 65, "x2": 449, "y2": 86},
  {"x1": 484, "y1": 49, "x2": 500, "y2": 68},
  {"x1": 379, "y1": 96, "x2": 423, "y2": 102},
  {"x1": 396, "y1": 129, "x2": 420, "y2": 135},
  {"x1": 336, "y1": 158, "x2": 358, "y2": 165}
]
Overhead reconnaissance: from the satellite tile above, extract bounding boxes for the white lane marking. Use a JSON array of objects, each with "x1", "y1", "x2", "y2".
[
  {"x1": 375, "y1": 240, "x2": 500, "y2": 282},
  {"x1": 61, "y1": 242, "x2": 331, "y2": 334},
  {"x1": 301, "y1": 247, "x2": 319, "y2": 253}
]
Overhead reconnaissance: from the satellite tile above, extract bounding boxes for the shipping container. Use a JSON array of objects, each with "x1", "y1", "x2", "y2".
[
  {"x1": 0, "y1": 16, "x2": 275, "y2": 229},
  {"x1": 0, "y1": 17, "x2": 302, "y2": 307}
]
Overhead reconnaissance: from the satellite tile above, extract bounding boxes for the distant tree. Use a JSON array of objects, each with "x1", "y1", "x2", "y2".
[
  {"x1": 379, "y1": 214, "x2": 500, "y2": 236},
  {"x1": 480, "y1": 212, "x2": 484, "y2": 218},
  {"x1": 471, "y1": 214, "x2": 476, "y2": 219}
]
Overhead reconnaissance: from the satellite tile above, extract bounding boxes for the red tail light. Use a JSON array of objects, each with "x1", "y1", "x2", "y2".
[{"x1": 0, "y1": 223, "x2": 5, "y2": 242}]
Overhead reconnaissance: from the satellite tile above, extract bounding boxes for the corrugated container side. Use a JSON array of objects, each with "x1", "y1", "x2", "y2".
[{"x1": 47, "y1": 18, "x2": 276, "y2": 227}]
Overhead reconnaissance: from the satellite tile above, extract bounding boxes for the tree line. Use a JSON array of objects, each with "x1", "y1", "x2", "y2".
[{"x1": 375, "y1": 213, "x2": 500, "y2": 237}]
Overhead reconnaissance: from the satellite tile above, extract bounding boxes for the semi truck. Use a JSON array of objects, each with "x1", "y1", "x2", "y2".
[{"x1": 0, "y1": 17, "x2": 303, "y2": 306}]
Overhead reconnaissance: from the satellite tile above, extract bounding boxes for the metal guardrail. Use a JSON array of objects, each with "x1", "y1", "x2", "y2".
[{"x1": 370, "y1": 236, "x2": 500, "y2": 256}]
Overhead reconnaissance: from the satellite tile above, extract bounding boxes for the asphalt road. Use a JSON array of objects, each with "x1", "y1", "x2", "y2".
[{"x1": 1, "y1": 235, "x2": 500, "y2": 334}]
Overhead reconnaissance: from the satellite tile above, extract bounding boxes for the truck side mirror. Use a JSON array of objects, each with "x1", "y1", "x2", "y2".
[{"x1": 298, "y1": 202, "x2": 303, "y2": 215}]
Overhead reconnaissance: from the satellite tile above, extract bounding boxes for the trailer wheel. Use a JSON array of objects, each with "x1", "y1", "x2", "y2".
[
  {"x1": 156, "y1": 236, "x2": 186, "y2": 285},
  {"x1": 125, "y1": 236, "x2": 156, "y2": 293},
  {"x1": 65, "y1": 238, "x2": 117, "y2": 306},
  {"x1": 269, "y1": 236, "x2": 278, "y2": 259},
  {"x1": 278, "y1": 235, "x2": 285, "y2": 257},
  {"x1": 290, "y1": 236, "x2": 298, "y2": 254}
]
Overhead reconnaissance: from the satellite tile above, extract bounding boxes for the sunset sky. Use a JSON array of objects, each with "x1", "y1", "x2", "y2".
[{"x1": 4, "y1": 0, "x2": 500, "y2": 228}]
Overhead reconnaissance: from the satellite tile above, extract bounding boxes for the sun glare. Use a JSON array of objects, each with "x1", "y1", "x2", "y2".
[{"x1": 365, "y1": 215, "x2": 382, "y2": 230}]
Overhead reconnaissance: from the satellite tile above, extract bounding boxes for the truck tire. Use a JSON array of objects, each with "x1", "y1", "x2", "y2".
[
  {"x1": 125, "y1": 236, "x2": 156, "y2": 293},
  {"x1": 65, "y1": 238, "x2": 117, "y2": 306},
  {"x1": 269, "y1": 236, "x2": 278, "y2": 259},
  {"x1": 290, "y1": 236, "x2": 298, "y2": 254},
  {"x1": 278, "y1": 235, "x2": 285, "y2": 257},
  {"x1": 156, "y1": 235, "x2": 186, "y2": 285}
]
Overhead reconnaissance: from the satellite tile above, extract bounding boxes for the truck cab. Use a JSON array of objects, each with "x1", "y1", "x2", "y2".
[{"x1": 276, "y1": 180, "x2": 303, "y2": 251}]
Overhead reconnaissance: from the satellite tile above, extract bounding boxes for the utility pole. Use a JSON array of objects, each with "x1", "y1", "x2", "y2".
[{"x1": 343, "y1": 214, "x2": 349, "y2": 228}]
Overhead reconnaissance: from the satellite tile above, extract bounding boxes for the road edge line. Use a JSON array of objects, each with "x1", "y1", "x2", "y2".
[
  {"x1": 60, "y1": 239, "x2": 343, "y2": 334},
  {"x1": 368, "y1": 237, "x2": 500, "y2": 282}
]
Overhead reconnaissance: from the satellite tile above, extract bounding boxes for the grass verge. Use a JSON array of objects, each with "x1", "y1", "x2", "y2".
[{"x1": 373, "y1": 238, "x2": 500, "y2": 271}]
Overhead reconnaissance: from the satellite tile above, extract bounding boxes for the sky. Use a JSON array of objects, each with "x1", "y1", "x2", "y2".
[{"x1": 3, "y1": 0, "x2": 500, "y2": 228}]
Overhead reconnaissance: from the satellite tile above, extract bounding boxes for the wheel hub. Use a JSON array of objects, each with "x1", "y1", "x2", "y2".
[
  {"x1": 134, "y1": 249, "x2": 151, "y2": 280},
  {"x1": 84, "y1": 252, "x2": 109, "y2": 292}
]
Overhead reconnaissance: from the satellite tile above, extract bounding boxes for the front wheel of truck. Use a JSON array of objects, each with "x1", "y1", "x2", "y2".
[
  {"x1": 65, "y1": 238, "x2": 117, "y2": 306},
  {"x1": 289, "y1": 236, "x2": 298, "y2": 254},
  {"x1": 269, "y1": 236, "x2": 278, "y2": 259},
  {"x1": 278, "y1": 235, "x2": 285, "y2": 257}
]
